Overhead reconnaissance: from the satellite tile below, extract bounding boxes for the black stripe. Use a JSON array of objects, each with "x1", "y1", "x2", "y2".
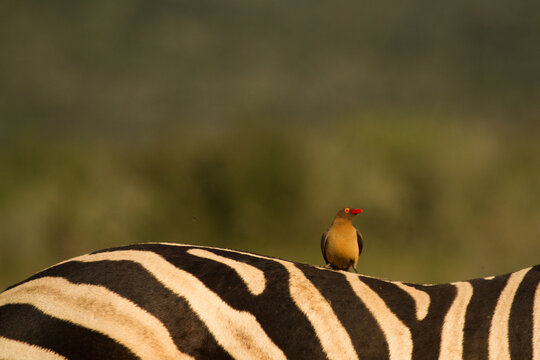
[
  {"x1": 305, "y1": 266, "x2": 390, "y2": 359},
  {"x1": 252, "y1": 262, "x2": 328, "y2": 360},
  {"x1": 360, "y1": 276, "x2": 457, "y2": 359},
  {"x1": 509, "y1": 266, "x2": 540, "y2": 359},
  {"x1": 411, "y1": 283, "x2": 456, "y2": 360},
  {"x1": 463, "y1": 274, "x2": 510, "y2": 360},
  {"x1": 361, "y1": 277, "x2": 419, "y2": 324},
  {"x1": 0, "y1": 303, "x2": 136, "y2": 359}
]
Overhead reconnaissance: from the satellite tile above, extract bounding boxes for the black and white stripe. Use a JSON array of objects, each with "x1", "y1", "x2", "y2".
[{"x1": 0, "y1": 243, "x2": 539, "y2": 359}]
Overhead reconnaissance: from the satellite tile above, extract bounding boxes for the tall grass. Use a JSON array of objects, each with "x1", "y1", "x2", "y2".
[{"x1": 1, "y1": 118, "x2": 539, "y2": 288}]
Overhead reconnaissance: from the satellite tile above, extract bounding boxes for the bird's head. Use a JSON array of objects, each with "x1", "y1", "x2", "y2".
[{"x1": 336, "y1": 207, "x2": 362, "y2": 220}]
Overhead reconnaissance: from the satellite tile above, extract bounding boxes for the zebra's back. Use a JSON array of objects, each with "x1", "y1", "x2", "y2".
[{"x1": 1, "y1": 242, "x2": 539, "y2": 359}]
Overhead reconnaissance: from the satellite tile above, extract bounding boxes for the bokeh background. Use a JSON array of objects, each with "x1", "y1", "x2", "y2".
[{"x1": 1, "y1": 0, "x2": 539, "y2": 289}]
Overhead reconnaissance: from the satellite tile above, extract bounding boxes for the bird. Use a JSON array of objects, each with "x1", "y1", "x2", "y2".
[{"x1": 321, "y1": 207, "x2": 363, "y2": 272}]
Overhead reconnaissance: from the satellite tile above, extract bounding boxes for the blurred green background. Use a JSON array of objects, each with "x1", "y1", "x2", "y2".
[{"x1": 1, "y1": 0, "x2": 539, "y2": 289}]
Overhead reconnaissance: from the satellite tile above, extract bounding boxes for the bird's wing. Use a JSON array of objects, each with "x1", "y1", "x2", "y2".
[
  {"x1": 320, "y1": 231, "x2": 329, "y2": 265},
  {"x1": 356, "y1": 230, "x2": 363, "y2": 256}
]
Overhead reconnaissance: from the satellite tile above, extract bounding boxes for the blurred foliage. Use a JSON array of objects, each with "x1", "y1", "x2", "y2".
[{"x1": 1, "y1": 0, "x2": 539, "y2": 288}]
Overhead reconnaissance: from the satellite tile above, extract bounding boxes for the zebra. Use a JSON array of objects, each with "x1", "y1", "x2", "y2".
[{"x1": 0, "y1": 243, "x2": 539, "y2": 360}]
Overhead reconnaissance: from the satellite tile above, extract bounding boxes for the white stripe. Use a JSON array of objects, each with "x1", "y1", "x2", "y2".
[
  {"x1": 163, "y1": 243, "x2": 277, "y2": 261},
  {"x1": 533, "y1": 281, "x2": 540, "y2": 360},
  {"x1": 438, "y1": 281, "x2": 474, "y2": 360},
  {"x1": 0, "y1": 337, "x2": 67, "y2": 360},
  {"x1": 345, "y1": 273, "x2": 413, "y2": 360},
  {"x1": 71, "y1": 250, "x2": 287, "y2": 360},
  {"x1": 488, "y1": 267, "x2": 531, "y2": 360},
  {"x1": 187, "y1": 248, "x2": 266, "y2": 295},
  {"x1": 394, "y1": 282, "x2": 431, "y2": 321},
  {"x1": 274, "y1": 260, "x2": 358, "y2": 360},
  {"x1": 0, "y1": 277, "x2": 192, "y2": 360}
]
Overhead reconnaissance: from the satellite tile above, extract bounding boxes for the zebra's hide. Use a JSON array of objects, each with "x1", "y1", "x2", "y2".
[{"x1": 0, "y1": 243, "x2": 539, "y2": 360}]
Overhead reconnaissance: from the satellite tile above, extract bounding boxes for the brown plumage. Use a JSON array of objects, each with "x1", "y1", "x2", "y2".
[{"x1": 321, "y1": 207, "x2": 363, "y2": 272}]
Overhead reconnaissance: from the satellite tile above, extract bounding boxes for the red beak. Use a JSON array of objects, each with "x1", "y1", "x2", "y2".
[{"x1": 350, "y1": 209, "x2": 362, "y2": 215}]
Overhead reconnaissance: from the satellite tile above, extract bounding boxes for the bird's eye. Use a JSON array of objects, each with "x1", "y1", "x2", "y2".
[{"x1": 344, "y1": 208, "x2": 350, "y2": 213}]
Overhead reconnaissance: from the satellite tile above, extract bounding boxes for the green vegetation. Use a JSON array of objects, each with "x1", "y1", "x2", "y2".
[{"x1": 1, "y1": 1, "x2": 539, "y2": 288}]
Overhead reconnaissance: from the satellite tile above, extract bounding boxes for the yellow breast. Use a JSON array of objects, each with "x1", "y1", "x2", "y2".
[{"x1": 325, "y1": 222, "x2": 359, "y2": 269}]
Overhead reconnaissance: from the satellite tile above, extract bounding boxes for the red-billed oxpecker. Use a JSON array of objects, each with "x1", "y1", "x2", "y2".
[{"x1": 321, "y1": 207, "x2": 363, "y2": 272}]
